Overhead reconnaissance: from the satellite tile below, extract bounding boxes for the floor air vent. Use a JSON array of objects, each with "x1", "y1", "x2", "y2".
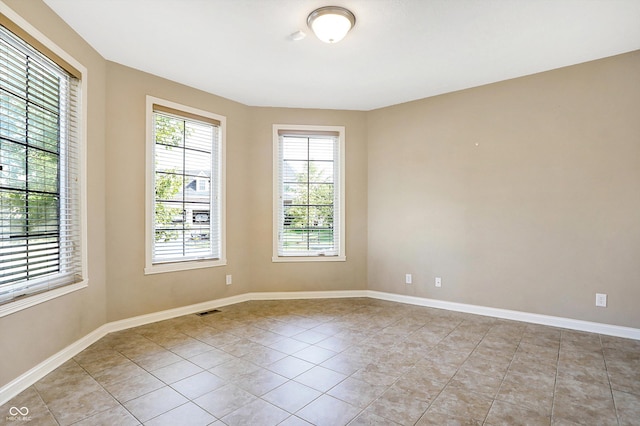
[{"x1": 195, "y1": 309, "x2": 221, "y2": 317}]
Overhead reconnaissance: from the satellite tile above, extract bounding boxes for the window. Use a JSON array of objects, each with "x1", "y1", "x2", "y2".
[
  {"x1": 273, "y1": 124, "x2": 345, "y2": 262},
  {"x1": 145, "y1": 97, "x2": 225, "y2": 274},
  {"x1": 0, "y1": 12, "x2": 86, "y2": 316}
]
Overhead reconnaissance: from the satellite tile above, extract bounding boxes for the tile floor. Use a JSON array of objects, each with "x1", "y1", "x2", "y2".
[{"x1": 2, "y1": 298, "x2": 639, "y2": 425}]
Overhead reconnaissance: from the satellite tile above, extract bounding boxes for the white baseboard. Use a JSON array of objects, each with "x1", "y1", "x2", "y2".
[
  {"x1": 106, "y1": 294, "x2": 250, "y2": 333},
  {"x1": 367, "y1": 291, "x2": 640, "y2": 340},
  {"x1": 2, "y1": 289, "x2": 638, "y2": 406},
  {"x1": 249, "y1": 290, "x2": 368, "y2": 301},
  {"x1": 0, "y1": 324, "x2": 110, "y2": 407}
]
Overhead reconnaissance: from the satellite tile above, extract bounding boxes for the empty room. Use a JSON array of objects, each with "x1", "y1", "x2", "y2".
[{"x1": 1, "y1": 0, "x2": 639, "y2": 425}]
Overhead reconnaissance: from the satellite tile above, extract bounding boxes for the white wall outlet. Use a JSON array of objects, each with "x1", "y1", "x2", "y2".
[
  {"x1": 595, "y1": 293, "x2": 607, "y2": 307},
  {"x1": 226, "y1": 275, "x2": 232, "y2": 285},
  {"x1": 435, "y1": 277, "x2": 442, "y2": 287},
  {"x1": 405, "y1": 274, "x2": 412, "y2": 284}
]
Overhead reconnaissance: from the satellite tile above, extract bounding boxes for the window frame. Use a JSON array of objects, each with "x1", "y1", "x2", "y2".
[
  {"x1": 0, "y1": 5, "x2": 88, "y2": 318},
  {"x1": 272, "y1": 124, "x2": 346, "y2": 263},
  {"x1": 145, "y1": 96, "x2": 226, "y2": 274}
]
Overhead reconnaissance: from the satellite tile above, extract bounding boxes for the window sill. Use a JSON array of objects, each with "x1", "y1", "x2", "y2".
[
  {"x1": 0, "y1": 280, "x2": 88, "y2": 318},
  {"x1": 145, "y1": 258, "x2": 227, "y2": 275},
  {"x1": 272, "y1": 256, "x2": 346, "y2": 263}
]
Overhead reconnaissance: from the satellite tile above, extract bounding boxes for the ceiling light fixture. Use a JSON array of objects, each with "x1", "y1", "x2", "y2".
[{"x1": 307, "y1": 6, "x2": 356, "y2": 43}]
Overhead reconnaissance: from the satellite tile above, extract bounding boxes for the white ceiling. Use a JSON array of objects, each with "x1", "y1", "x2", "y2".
[{"x1": 43, "y1": 0, "x2": 640, "y2": 111}]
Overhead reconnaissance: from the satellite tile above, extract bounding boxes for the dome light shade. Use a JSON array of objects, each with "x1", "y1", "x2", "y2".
[{"x1": 307, "y1": 6, "x2": 356, "y2": 43}]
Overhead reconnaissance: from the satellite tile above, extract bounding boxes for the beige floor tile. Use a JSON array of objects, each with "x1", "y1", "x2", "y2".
[
  {"x1": 187, "y1": 348, "x2": 235, "y2": 369},
  {"x1": 350, "y1": 409, "x2": 402, "y2": 425},
  {"x1": 448, "y1": 369, "x2": 503, "y2": 398},
  {"x1": 193, "y1": 384, "x2": 256, "y2": 418},
  {"x1": 150, "y1": 359, "x2": 202, "y2": 384},
  {"x1": 416, "y1": 410, "x2": 483, "y2": 425},
  {"x1": 497, "y1": 365, "x2": 555, "y2": 414},
  {"x1": 169, "y1": 339, "x2": 213, "y2": 358},
  {"x1": 267, "y1": 355, "x2": 315, "y2": 378},
  {"x1": 294, "y1": 365, "x2": 347, "y2": 392},
  {"x1": 170, "y1": 370, "x2": 226, "y2": 399},
  {"x1": 0, "y1": 386, "x2": 57, "y2": 426},
  {"x1": 556, "y1": 361, "x2": 608, "y2": 385},
  {"x1": 221, "y1": 398, "x2": 289, "y2": 426},
  {"x1": 102, "y1": 370, "x2": 164, "y2": 403},
  {"x1": 71, "y1": 405, "x2": 140, "y2": 426},
  {"x1": 3, "y1": 298, "x2": 638, "y2": 426},
  {"x1": 133, "y1": 350, "x2": 183, "y2": 371},
  {"x1": 315, "y1": 335, "x2": 353, "y2": 352},
  {"x1": 144, "y1": 401, "x2": 215, "y2": 426},
  {"x1": 368, "y1": 386, "x2": 430, "y2": 425},
  {"x1": 328, "y1": 376, "x2": 387, "y2": 408},
  {"x1": 219, "y1": 337, "x2": 263, "y2": 357},
  {"x1": 234, "y1": 367, "x2": 288, "y2": 396},
  {"x1": 460, "y1": 352, "x2": 512, "y2": 380},
  {"x1": 553, "y1": 377, "x2": 617, "y2": 425},
  {"x1": 263, "y1": 380, "x2": 322, "y2": 413},
  {"x1": 296, "y1": 394, "x2": 360, "y2": 426},
  {"x1": 35, "y1": 371, "x2": 103, "y2": 405},
  {"x1": 607, "y1": 360, "x2": 640, "y2": 394},
  {"x1": 423, "y1": 346, "x2": 470, "y2": 368},
  {"x1": 267, "y1": 337, "x2": 311, "y2": 354},
  {"x1": 484, "y1": 400, "x2": 551, "y2": 426},
  {"x1": 293, "y1": 329, "x2": 331, "y2": 345},
  {"x1": 320, "y1": 352, "x2": 369, "y2": 375},
  {"x1": 122, "y1": 386, "x2": 187, "y2": 423},
  {"x1": 410, "y1": 359, "x2": 459, "y2": 384},
  {"x1": 267, "y1": 322, "x2": 308, "y2": 338},
  {"x1": 278, "y1": 414, "x2": 314, "y2": 425},
  {"x1": 393, "y1": 372, "x2": 446, "y2": 404},
  {"x1": 208, "y1": 357, "x2": 261, "y2": 380},
  {"x1": 197, "y1": 331, "x2": 242, "y2": 348},
  {"x1": 427, "y1": 386, "x2": 492, "y2": 424},
  {"x1": 351, "y1": 363, "x2": 398, "y2": 387},
  {"x1": 613, "y1": 390, "x2": 640, "y2": 426},
  {"x1": 292, "y1": 345, "x2": 337, "y2": 364},
  {"x1": 240, "y1": 345, "x2": 287, "y2": 366},
  {"x1": 47, "y1": 387, "x2": 120, "y2": 426}
]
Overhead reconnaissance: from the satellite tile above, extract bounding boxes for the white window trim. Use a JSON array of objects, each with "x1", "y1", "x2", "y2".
[
  {"x1": 0, "y1": 3, "x2": 88, "y2": 318},
  {"x1": 144, "y1": 96, "x2": 227, "y2": 275},
  {"x1": 272, "y1": 124, "x2": 346, "y2": 263}
]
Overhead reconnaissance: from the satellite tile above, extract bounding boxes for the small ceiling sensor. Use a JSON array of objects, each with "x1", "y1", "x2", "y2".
[{"x1": 289, "y1": 30, "x2": 307, "y2": 41}]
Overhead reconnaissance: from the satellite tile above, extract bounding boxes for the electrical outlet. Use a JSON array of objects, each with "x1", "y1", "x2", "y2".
[
  {"x1": 226, "y1": 275, "x2": 232, "y2": 285},
  {"x1": 405, "y1": 274, "x2": 412, "y2": 284},
  {"x1": 435, "y1": 277, "x2": 442, "y2": 287},
  {"x1": 595, "y1": 293, "x2": 607, "y2": 307}
]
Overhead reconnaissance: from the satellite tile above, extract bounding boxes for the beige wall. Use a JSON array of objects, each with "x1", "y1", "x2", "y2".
[
  {"x1": 105, "y1": 63, "x2": 253, "y2": 321},
  {"x1": 0, "y1": 0, "x2": 107, "y2": 386},
  {"x1": 367, "y1": 51, "x2": 640, "y2": 328},
  {"x1": 104, "y1": 66, "x2": 369, "y2": 321}
]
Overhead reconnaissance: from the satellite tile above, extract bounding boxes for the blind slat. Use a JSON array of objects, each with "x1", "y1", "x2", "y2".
[
  {"x1": 276, "y1": 133, "x2": 341, "y2": 257},
  {"x1": 151, "y1": 110, "x2": 220, "y2": 263},
  {"x1": 0, "y1": 23, "x2": 83, "y2": 305}
]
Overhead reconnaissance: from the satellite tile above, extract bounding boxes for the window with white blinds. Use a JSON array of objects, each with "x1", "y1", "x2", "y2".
[
  {"x1": 0, "y1": 23, "x2": 84, "y2": 308},
  {"x1": 273, "y1": 125, "x2": 345, "y2": 261},
  {"x1": 145, "y1": 97, "x2": 226, "y2": 274}
]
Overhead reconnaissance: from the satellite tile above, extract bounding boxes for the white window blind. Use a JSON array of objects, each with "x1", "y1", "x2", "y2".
[
  {"x1": 0, "y1": 24, "x2": 83, "y2": 305},
  {"x1": 274, "y1": 126, "x2": 345, "y2": 260},
  {"x1": 151, "y1": 105, "x2": 221, "y2": 265}
]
